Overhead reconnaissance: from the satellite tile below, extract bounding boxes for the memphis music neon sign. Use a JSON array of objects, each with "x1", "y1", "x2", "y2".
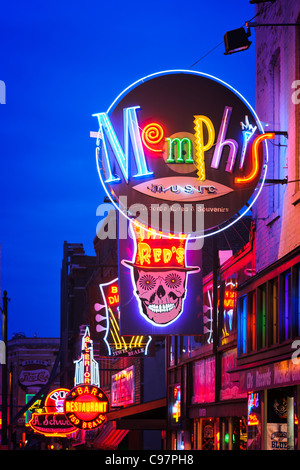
[{"x1": 94, "y1": 70, "x2": 273, "y2": 236}]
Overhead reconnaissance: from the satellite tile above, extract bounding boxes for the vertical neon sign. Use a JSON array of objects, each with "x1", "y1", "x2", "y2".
[{"x1": 74, "y1": 327, "x2": 100, "y2": 387}]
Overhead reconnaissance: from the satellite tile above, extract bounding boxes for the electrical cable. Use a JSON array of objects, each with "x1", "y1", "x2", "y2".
[{"x1": 188, "y1": 1, "x2": 274, "y2": 69}]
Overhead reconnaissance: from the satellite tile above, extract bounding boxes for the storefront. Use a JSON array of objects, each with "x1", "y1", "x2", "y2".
[
  {"x1": 166, "y1": 230, "x2": 255, "y2": 451},
  {"x1": 239, "y1": 359, "x2": 300, "y2": 450},
  {"x1": 190, "y1": 350, "x2": 247, "y2": 450},
  {"x1": 237, "y1": 247, "x2": 300, "y2": 449}
]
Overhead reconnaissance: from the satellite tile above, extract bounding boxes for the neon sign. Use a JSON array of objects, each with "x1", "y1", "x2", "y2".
[
  {"x1": 111, "y1": 365, "x2": 135, "y2": 407},
  {"x1": 94, "y1": 70, "x2": 272, "y2": 236},
  {"x1": 142, "y1": 123, "x2": 164, "y2": 153},
  {"x1": 121, "y1": 222, "x2": 201, "y2": 330},
  {"x1": 224, "y1": 289, "x2": 237, "y2": 309},
  {"x1": 64, "y1": 385, "x2": 109, "y2": 431},
  {"x1": 93, "y1": 278, "x2": 152, "y2": 356},
  {"x1": 28, "y1": 412, "x2": 77, "y2": 437},
  {"x1": 28, "y1": 388, "x2": 77, "y2": 437},
  {"x1": 74, "y1": 326, "x2": 100, "y2": 387},
  {"x1": 45, "y1": 388, "x2": 70, "y2": 413},
  {"x1": 248, "y1": 392, "x2": 260, "y2": 426},
  {"x1": 172, "y1": 385, "x2": 181, "y2": 423},
  {"x1": 119, "y1": 218, "x2": 203, "y2": 335}
]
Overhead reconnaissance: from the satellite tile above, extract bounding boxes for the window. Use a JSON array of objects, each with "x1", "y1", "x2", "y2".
[
  {"x1": 238, "y1": 263, "x2": 300, "y2": 356},
  {"x1": 269, "y1": 49, "x2": 282, "y2": 215},
  {"x1": 192, "y1": 357, "x2": 215, "y2": 404},
  {"x1": 293, "y1": 264, "x2": 300, "y2": 336},
  {"x1": 257, "y1": 284, "x2": 267, "y2": 349},
  {"x1": 180, "y1": 336, "x2": 189, "y2": 357},
  {"x1": 238, "y1": 295, "x2": 247, "y2": 355},
  {"x1": 268, "y1": 277, "x2": 279, "y2": 346},
  {"x1": 247, "y1": 291, "x2": 256, "y2": 352},
  {"x1": 169, "y1": 336, "x2": 176, "y2": 366},
  {"x1": 221, "y1": 278, "x2": 238, "y2": 340},
  {"x1": 280, "y1": 270, "x2": 292, "y2": 342},
  {"x1": 294, "y1": 15, "x2": 300, "y2": 196}
]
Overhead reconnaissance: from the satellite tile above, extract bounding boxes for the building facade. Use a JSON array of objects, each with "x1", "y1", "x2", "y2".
[
  {"x1": 2, "y1": 334, "x2": 60, "y2": 449},
  {"x1": 166, "y1": 226, "x2": 255, "y2": 450},
  {"x1": 235, "y1": 0, "x2": 300, "y2": 450},
  {"x1": 60, "y1": 229, "x2": 166, "y2": 450}
]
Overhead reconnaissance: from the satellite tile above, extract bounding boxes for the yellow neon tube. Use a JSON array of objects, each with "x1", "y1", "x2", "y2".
[{"x1": 194, "y1": 115, "x2": 215, "y2": 181}]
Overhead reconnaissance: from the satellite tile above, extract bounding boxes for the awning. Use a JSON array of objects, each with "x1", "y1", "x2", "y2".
[
  {"x1": 189, "y1": 399, "x2": 247, "y2": 419},
  {"x1": 106, "y1": 397, "x2": 167, "y2": 430},
  {"x1": 106, "y1": 397, "x2": 166, "y2": 421},
  {"x1": 93, "y1": 421, "x2": 129, "y2": 450}
]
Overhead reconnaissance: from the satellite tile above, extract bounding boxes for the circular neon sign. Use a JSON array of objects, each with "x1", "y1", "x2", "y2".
[
  {"x1": 94, "y1": 70, "x2": 273, "y2": 237},
  {"x1": 64, "y1": 384, "x2": 110, "y2": 430}
]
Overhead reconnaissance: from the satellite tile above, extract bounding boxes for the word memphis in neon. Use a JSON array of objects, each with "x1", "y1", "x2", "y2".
[{"x1": 94, "y1": 105, "x2": 273, "y2": 186}]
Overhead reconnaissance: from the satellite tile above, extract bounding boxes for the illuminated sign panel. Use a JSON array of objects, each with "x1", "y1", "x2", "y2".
[
  {"x1": 45, "y1": 388, "x2": 70, "y2": 413},
  {"x1": 64, "y1": 385, "x2": 110, "y2": 430},
  {"x1": 28, "y1": 388, "x2": 77, "y2": 437},
  {"x1": 111, "y1": 365, "x2": 135, "y2": 407},
  {"x1": 248, "y1": 392, "x2": 260, "y2": 426},
  {"x1": 28, "y1": 412, "x2": 77, "y2": 437},
  {"x1": 119, "y1": 220, "x2": 203, "y2": 335},
  {"x1": 94, "y1": 70, "x2": 273, "y2": 236},
  {"x1": 74, "y1": 326, "x2": 100, "y2": 387},
  {"x1": 171, "y1": 385, "x2": 181, "y2": 424}
]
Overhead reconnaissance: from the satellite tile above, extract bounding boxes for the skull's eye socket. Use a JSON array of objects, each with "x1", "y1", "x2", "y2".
[
  {"x1": 165, "y1": 273, "x2": 182, "y2": 289},
  {"x1": 139, "y1": 274, "x2": 156, "y2": 291}
]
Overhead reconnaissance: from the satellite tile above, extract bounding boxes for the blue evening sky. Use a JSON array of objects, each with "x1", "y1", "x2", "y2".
[{"x1": 0, "y1": 0, "x2": 257, "y2": 338}]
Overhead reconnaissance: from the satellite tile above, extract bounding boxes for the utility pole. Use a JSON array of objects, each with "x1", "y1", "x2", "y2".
[{"x1": 1, "y1": 291, "x2": 9, "y2": 447}]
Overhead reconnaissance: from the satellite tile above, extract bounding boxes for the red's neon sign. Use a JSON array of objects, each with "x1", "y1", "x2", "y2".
[{"x1": 122, "y1": 222, "x2": 200, "y2": 327}]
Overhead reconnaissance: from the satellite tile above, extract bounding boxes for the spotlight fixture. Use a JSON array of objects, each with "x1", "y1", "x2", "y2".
[
  {"x1": 224, "y1": 27, "x2": 252, "y2": 55},
  {"x1": 249, "y1": 1, "x2": 276, "y2": 4},
  {"x1": 224, "y1": 17, "x2": 299, "y2": 55}
]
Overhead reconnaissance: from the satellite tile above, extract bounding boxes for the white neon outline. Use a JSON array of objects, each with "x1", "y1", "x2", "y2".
[
  {"x1": 240, "y1": 116, "x2": 257, "y2": 169},
  {"x1": 74, "y1": 326, "x2": 100, "y2": 387},
  {"x1": 94, "y1": 69, "x2": 268, "y2": 240},
  {"x1": 211, "y1": 106, "x2": 239, "y2": 173},
  {"x1": 99, "y1": 278, "x2": 152, "y2": 355},
  {"x1": 94, "y1": 106, "x2": 152, "y2": 183}
]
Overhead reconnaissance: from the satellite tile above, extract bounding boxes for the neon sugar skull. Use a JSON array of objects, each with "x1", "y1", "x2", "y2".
[
  {"x1": 134, "y1": 269, "x2": 187, "y2": 324},
  {"x1": 122, "y1": 223, "x2": 199, "y2": 326}
]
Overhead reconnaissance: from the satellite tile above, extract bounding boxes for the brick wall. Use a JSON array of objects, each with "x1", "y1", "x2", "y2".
[{"x1": 253, "y1": 0, "x2": 300, "y2": 273}]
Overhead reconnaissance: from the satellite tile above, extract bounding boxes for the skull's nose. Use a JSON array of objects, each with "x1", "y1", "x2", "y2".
[{"x1": 157, "y1": 285, "x2": 165, "y2": 298}]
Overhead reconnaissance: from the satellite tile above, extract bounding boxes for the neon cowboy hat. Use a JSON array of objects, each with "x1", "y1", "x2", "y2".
[{"x1": 121, "y1": 223, "x2": 200, "y2": 272}]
